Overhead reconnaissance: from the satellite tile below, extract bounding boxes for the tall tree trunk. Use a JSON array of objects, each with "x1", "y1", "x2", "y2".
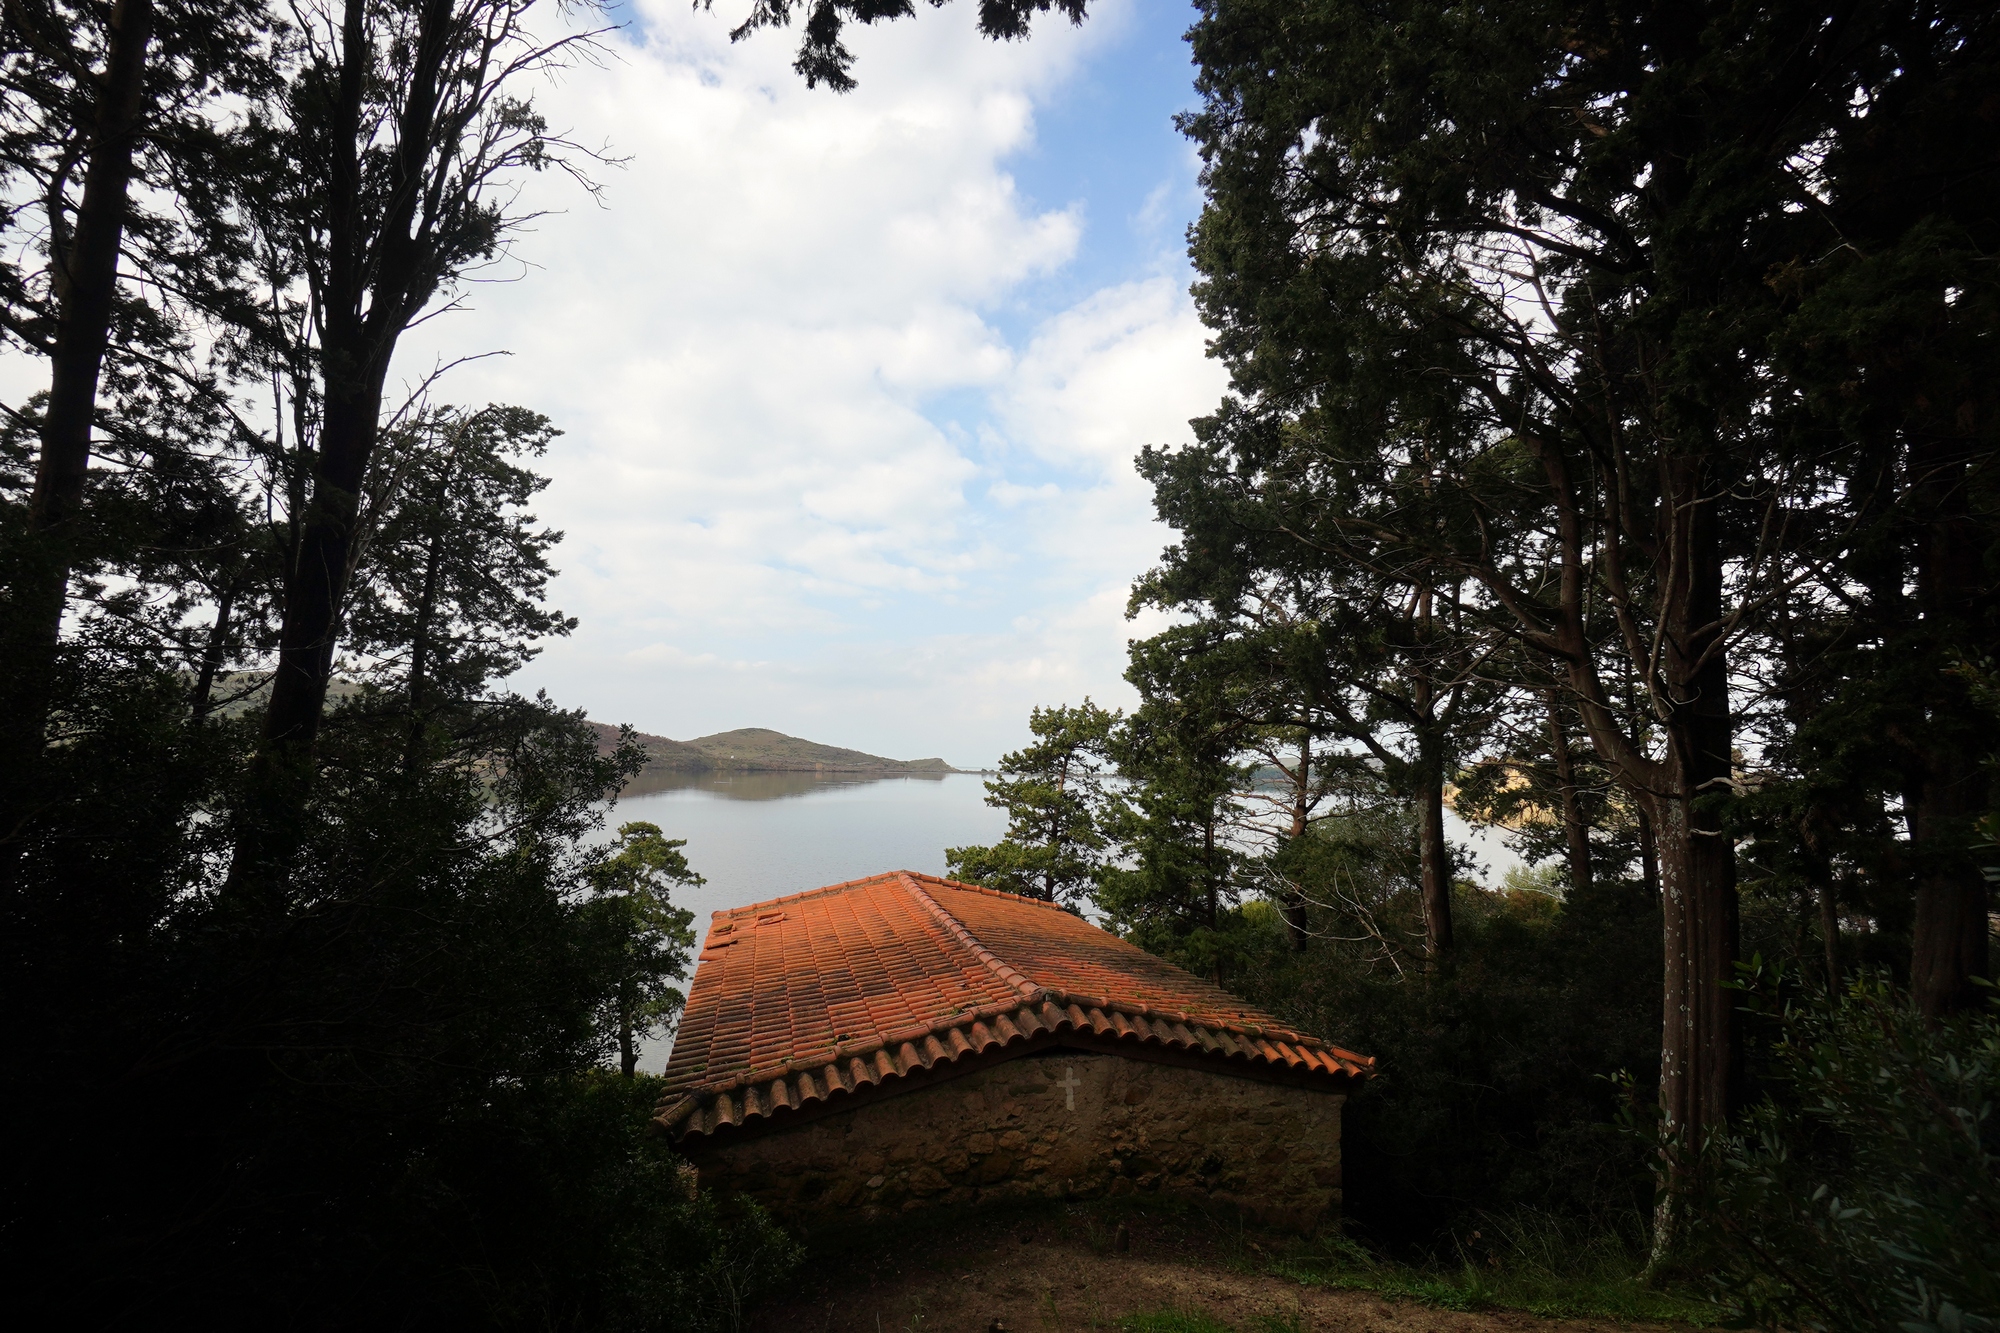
[
  {"x1": 402, "y1": 519, "x2": 446, "y2": 773},
  {"x1": 1909, "y1": 770, "x2": 1990, "y2": 1017},
  {"x1": 230, "y1": 362, "x2": 390, "y2": 889},
  {"x1": 1409, "y1": 579, "x2": 1453, "y2": 959},
  {"x1": 1, "y1": 0, "x2": 155, "y2": 770},
  {"x1": 257, "y1": 0, "x2": 379, "y2": 771},
  {"x1": 190, "y1": 579, "x2": 238, "y2": 718},
  {"x1": 1906, "y1": 447, "x2": 1992, "y2": 1018},
  {"x1": 1202, "y1": 818, "x2": 1218, "y2": 929},
  {"x1": 1416, "y1": 761, "x2": 1452, "y2": 960},
  {"x1": 619, "y1": 1000, "x2": 637, "y2": 1079},
  {"x1": 1280, "y1": 733, "x2": 1312, "y2": 950},
  {"x1": 1637, "y1": 804, "x2": 1660, "y2": 897},
  {"x1": 230, "y1": 0, "x2": 465, "y2": 891},
  {"x1": 1545, "y1": 438, "x2": 1738, "y2": 1274},
  {"x1": 1545, "y1": 690, "x2": 1593, "y2": 896},
  {"x1": 227, "y1": 0, "x2": 388, "y2": 895},
  {"x1": 1798, "y1": 812, "x2": 1841, "y2": 998},
  {"x1": 1642, "y1": 456, "x2": 1741, "y2": 1269}
]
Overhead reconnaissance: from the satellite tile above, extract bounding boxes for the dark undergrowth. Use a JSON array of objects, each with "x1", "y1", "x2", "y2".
[
  {"x1": 1256, "y1": 1213, "x2": 1718, "y2": 1325},
  {"x1": 760, "y1": 1193, "x2": 1721, "y2": 1328}
]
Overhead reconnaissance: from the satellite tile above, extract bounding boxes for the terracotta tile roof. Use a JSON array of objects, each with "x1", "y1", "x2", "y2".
[{"x1": 656, "y1": 871, "x2": 1373, "y2": 1141}]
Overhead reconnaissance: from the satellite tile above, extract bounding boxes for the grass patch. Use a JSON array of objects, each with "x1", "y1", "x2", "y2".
[
  {"x1": 1265, "y1": 1212, "x2": 1725, "y2": 1325},
  {"x1": 1120, "y1": 1314, "x2": 1305, "y2": 1333},
  {"x1": 1120, "y1": 1313, "x2": 1234, "y2": 1333}
]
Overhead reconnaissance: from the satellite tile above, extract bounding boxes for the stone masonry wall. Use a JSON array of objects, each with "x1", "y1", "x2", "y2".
[{"x1": 686, "y1": 1050, "x2": 1344, "y2": 1232}]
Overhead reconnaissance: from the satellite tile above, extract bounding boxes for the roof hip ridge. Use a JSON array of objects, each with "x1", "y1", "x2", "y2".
[{"x1": 898, "y1": 872, "x2": 1046, "y2": 1004}]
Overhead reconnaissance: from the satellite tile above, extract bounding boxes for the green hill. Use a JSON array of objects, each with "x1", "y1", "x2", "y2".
[
  {"x1": 588, "y1": 722, "x2": 956, "y2": 777},
  {"x1": 686, "y1": 727, "x2": 952, "y2": 773}
]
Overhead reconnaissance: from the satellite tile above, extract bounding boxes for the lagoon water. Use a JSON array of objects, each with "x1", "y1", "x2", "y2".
[
  {"x1": 604, "y1": 769, "x2": 1006, "y2": 1071},
  {"x1": 606, "y1": 770, "x2": 1007, "y2": 931},
  {"x1": 607, "y1": 768, "x2": 1518, "y2": 1071}
]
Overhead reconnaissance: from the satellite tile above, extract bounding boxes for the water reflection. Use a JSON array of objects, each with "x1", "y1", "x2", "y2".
[
  {"x1": 607, "y1": 770, "x2": 1006, "y2": 1072},
  {"x1": 619, "y1": 768, "x2": 948, "y2": 801}
]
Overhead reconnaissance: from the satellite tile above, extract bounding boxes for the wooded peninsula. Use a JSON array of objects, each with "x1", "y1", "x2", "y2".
[{"x1": 587, "y1": 723, "x2": 959, "y2": 777}]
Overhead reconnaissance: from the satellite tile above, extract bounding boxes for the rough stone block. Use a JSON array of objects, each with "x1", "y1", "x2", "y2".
[{"x1": 686, "y1": 1051, "x2": 1344, "y2": 1233}]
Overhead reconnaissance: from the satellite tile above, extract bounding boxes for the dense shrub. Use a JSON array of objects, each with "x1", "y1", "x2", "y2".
[
  {"x1": 1229, "y1": 872, "x2": 1664, "y2": 1251},
  {"x1": 5, "y1": 676, "x2": 799, "y2": 1329},
  {"x1": 1703, "y1": 971, "x2": 2000, "y2": 1332}
]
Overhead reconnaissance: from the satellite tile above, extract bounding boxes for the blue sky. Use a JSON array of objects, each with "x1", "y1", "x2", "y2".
[{"x1": 404, "y1": 0, "x2": 1226, "y2": 766}]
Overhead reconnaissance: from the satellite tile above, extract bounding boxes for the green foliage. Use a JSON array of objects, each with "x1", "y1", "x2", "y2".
[
  {"x1": 3, "y1": 425, "x2": 773, "y2": 1326},
  {"x1": 1703, "y1": 971, "x2": 2000, "y2": 1332},
  {"x1": 1098, "y1": 656, "x2": 1250, "y2": 957},
  {"x1": 4, "y1": 1, "x2": 1133, "y2": 1327},
  {"x1": 947, "y1": 698, "x2": 1119, "y2": 904},
  {"x1": 587, "y1": 821, "x2": 702, "y2": 1077},
  {"x1": 1497, "y1": 862, "x2": 1564, "y2": 902},
  {"x1": 271, "y1": 1070, "x2": 800, "y2": 1331},
  {"x1": 345, "y1": 405, "x2": 576, "y2": 723},
  {"x1": 708, "y1": 0, "x2": 1089, "y2": 92},
  {"x1": 1229, "y1": 833, "x2": 1664, "y2": 1246},
  {"x1": 1267, "y1": 801, "x2": 1427, "y2": 975}
]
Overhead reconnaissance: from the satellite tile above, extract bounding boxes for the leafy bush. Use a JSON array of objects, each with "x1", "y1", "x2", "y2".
[
  {"x1": 1704, "y1": 971, "x2": 2000, "y2": 1332},
  {"x1": 416, "y1": 1073, "x2": 803, "y2": 1332},
  {"x1": 5, "y1": 679, "x2": 797, "y2": 1329},
  {"x1": 1233, "y1": 873, "x2": 1664, "y2": 1249}
]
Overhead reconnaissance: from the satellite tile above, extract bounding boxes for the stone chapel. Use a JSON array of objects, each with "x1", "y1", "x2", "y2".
[{"x1": 655, "y1": 871, "x2": 1373, "y2": 1231}]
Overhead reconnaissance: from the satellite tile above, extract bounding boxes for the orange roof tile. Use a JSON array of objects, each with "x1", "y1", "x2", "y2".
[{"x1": 656, "y1": 871, "x2": 1373, "y2": 1140}]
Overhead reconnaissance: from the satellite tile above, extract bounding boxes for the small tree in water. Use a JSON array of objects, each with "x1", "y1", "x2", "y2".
[{"x1": 588, "y1": 822, "x2": 700, "y2": 1078}]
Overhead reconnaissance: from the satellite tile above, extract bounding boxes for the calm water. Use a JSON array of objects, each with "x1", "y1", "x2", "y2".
[
  {"x1": 603, "y1": 769, "x2": 1518, "y2": 1070},
  {"x1": 602, "y1": 770, "x2": 1005, "y2": 1071},
  {"x1": 605, "y1": 770, "x2": 1006, "y2": 930}
]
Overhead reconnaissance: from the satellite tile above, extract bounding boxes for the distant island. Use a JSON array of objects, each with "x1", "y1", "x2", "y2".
[{"x1": 588, "y1": 723, "x2": 962, "y2": 780}]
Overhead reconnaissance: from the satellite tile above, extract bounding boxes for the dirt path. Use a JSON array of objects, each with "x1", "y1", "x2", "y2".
[{"x1": 748, "y1": 1208, "x2": 1688, "y2": 1333}]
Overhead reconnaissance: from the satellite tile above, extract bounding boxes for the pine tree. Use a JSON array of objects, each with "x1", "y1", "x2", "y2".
[
  {"x1": 586, "y1": 822, "x2": 700, "y2": 1079},
  {"x1": 947, "y1": 699, "x2": 1118, "y2": 904}
]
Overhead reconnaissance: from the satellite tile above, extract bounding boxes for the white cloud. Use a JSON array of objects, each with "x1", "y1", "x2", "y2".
[{"x1": 391, "y1": 0, "x2": 1223, "y2": 764}]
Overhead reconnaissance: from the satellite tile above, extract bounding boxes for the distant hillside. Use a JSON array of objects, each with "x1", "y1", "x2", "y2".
[
  {"x1": 196, "y1": 672, "x2": 364, "y2": 717},
  {"x1": 588, "y1": 722, "x2": 956, "y2": 777},
  {"x1": 585, "y1": 722, "x2": 712, "y2": 771}
]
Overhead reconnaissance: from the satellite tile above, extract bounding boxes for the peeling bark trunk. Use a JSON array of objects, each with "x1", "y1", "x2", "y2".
[
  {"x1": 1410, "y1": 585, "x2": 1453, "y2": 960},
  {"x1": 1535, "y1": 438, "x2": 1738, "y2": 1271},
  {"x1": 1202, "y1": 818, "x2": 1219, "y2": 930},
  {"x1": 1646, "y1": 778, "x2": 1738, "y2": 1152}
]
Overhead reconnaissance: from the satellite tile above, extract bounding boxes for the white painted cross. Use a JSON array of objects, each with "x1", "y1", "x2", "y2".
[{"x1": 1059, "y1": 1065, "x2": 1081, "y2": 1111}]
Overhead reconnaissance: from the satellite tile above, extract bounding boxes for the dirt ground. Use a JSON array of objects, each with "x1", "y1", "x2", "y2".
[{"x1": 747, "y1": 1205, "x2": 1689, "y2": 1333}]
